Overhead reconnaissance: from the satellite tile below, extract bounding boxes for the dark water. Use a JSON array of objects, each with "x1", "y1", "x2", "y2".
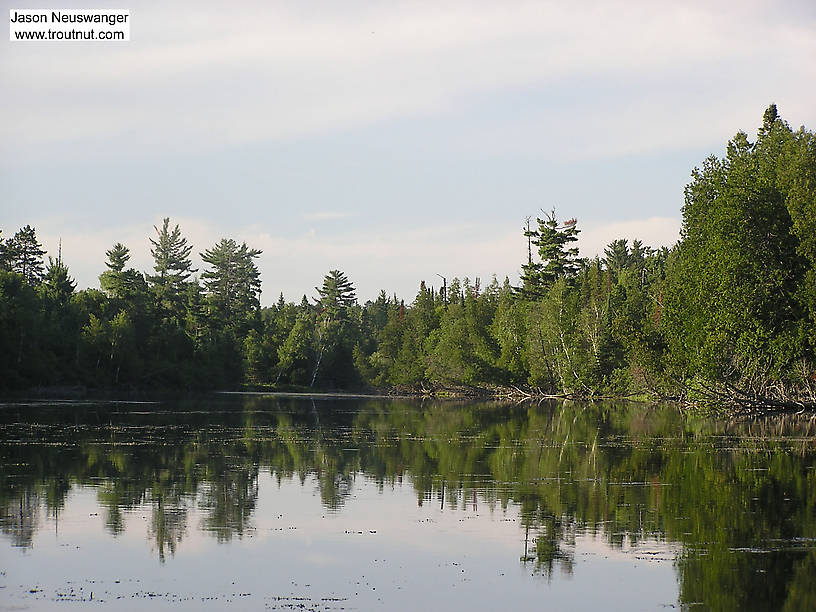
[{"x1": 1, "y1": 395, "x2": 816, "y2": 611}]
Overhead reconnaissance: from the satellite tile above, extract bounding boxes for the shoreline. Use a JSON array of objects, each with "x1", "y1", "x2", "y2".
[{"x1": 3, "y1": 383, "x2": 814, "y2": 415}]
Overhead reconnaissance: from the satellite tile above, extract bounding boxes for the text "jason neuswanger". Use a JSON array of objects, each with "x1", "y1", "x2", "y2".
[{"x1": 9, "y1": 9, "x2": 130, "y2": 41}]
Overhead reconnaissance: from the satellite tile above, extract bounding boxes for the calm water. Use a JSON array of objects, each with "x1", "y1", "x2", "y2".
[{"x1": 1, "y1": 395, "x2": 816, "y2": 611}]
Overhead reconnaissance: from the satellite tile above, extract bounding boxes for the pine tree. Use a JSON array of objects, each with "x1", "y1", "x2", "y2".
[
  {"x1": 0, "y1": 229, "x2": 6, "y2": 270},
  {"x1": 517, "y1": 217, "x2": 546, "y2": 299},
  {"x1": 516, "y1": 211, "x2": 581, "y2": 299},
  {"x1": 105, "y1": 243, "x2": 130, "y2": 273},
  {"x1": 200, "y1": 238, "x2": 262, "y2": 328},
  {"x1": 316, "y1": 269, "x2": 357, "y2": 313},
  {"x1": 40, "y1": 254, "x2": 76, "y2": 309},
  {"x1": 100, "y1": 242, "x2": 149, "y2": 304},
  {"x1": 311, "y1": 270, "x2": 359, "y2": 387},
  {"x1": 537, "y1": 211, "x2": 581, "y2": 283},
  {"x1": 5, "y1": 225, "x2": 46, "y2": 285},
  {"x1": 603, "y1": 239, "x2": 630, "y2": 274},
  {"x1": 100, "y1": 243, "x2": 130, "y2": 297},
  {"x1": 148, "y1": 218, "x2": 195, "y2": 319}
]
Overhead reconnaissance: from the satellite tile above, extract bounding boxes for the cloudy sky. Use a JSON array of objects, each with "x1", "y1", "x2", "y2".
[{"x1": 3, "y1": 0, "x2": 815, "y2": 303}]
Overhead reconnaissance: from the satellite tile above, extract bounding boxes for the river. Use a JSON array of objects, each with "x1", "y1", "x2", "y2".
[{"x1": 1, "y1": 394, "x2": 815, "y2": 610}]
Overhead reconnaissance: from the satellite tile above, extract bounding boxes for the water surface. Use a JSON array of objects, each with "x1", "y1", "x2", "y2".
[{"x1": 1, "y1": 395, "x2": 815, "y2": 610}]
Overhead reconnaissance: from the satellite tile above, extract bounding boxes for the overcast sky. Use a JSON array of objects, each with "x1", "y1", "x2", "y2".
[{"x1": 3, "y1": 0, "x2": 815, "y2": 303}]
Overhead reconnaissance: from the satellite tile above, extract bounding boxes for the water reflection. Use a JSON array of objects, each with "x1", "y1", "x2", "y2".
[{"x1": 1, "y1": 396, "x2": 816, "y2": 609}]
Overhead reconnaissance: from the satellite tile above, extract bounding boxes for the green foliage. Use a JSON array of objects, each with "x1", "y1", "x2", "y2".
[
  {"x1": 148, "y1": 218, "x2": 195, "y2": 322},
  {"x1": 0, "y1": 270, "x2": 41, "y2": 387},
  {"x1": 310, "y1": 270, "x2": 361, "y2": 388},
  {"x1": 778, "y1": 123, "x2": 816, "y2": 353},
  {"x1": 424, "y1": 278, "x2": 498, "y2": 386},
  {"x1": 1, "y1": 106, "x2": 813, "y2": 399},
  {"x1": 316, "y1": 269, "x2": 356, "y2": 312},
  {"x1": 276, "y1": 312, "x2": 315, "y2": 385},
  {"x1": 40, "y1": 256, "x2": 76, "y2": 310},
  {"x1": 200, "y1": 238, "x2": 262, "y2": 332},
  {"x1": 664, "y1": 105, "x2": 813, "y2": 396},
  {"x1": 490, "y1": 279, "x2": 528, "y2": 383},
  {"x1": 99, "y1": 243, "x2": 147, "y2": 303},
  {"x1": 517, "y1": 211, "x2": 581, "y2": 299},
  {"x1": 525, "y1": 278, "x2": 591, "y2": 393},
  {"x1": 3, "y1": 225, "x2": 46, "y2": 286}
]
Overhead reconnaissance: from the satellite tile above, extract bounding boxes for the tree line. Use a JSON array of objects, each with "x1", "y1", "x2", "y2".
[{"x1": 1, "y1": 105, "x2": 814, "y2": 406}]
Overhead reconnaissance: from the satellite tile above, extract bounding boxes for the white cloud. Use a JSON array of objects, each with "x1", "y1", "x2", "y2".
[{"x1": 2, "y1": 0, "x2": 814, "y2": 163}]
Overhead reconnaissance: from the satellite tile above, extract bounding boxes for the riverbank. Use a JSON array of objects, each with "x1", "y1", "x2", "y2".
[{"x1": 7, "y1": 381, "x2": 814, "y2": 415}]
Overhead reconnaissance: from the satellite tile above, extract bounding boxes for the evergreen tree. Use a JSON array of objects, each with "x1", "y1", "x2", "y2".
[
  {"x1": 775, "y1": 110, "x2": 816, "y2": 359},
  {"x1": 5, "y1": 225, "x2": 46, "y2": 286},
  {"x1": 40, "y1": 255, "x2": 76, "y2": 310},
  {"x1": 517, "y1": 217, "x2": 546, "y2": 299},
  {"x1": 311, "y1": 270, "x2": 360, "y2": 387},
  {"x1": 0, "y1": 269, "x2": 42, "y2": 387},
  {"x1": 200, "y1": 238, "x2": 262, "y2": 328},
  {"x1": 100, "y1": 243, "x2": 135, "y2": 298},
  {"x1": 105, "y1": 242, "x2": 130, "y2": 273},
  {"x1": 603, "y1": 239, "x2": 630, "y2": 274},
  {"x1": 148, "y1": 218, "x2": 195, "y2": 320},
  {"x1": 664, "y1": 105, "x2": 809, "y2": 393},
  {"x1": 264, "y1": 293, "x2": 298, "y2": 350},
  {"x1": 99, "y1": 242, "x2": 150, "y2": 325},
  {"x1": 517, "y1": 211, "x2": 581, "y2": 299},
  {"x1": 426, "y1": 277, "x2": 491, "y2": 385},
  {"x1": 359, "y1": 290, "x2": 390, "y2": 355},
  {"x1": 0, "y1": 229, "x2": 6, "y2": 270},
  {"x1": 536, "y1": 211, "x2": 581, "y2": 283},
  {"x1": 316, "y1": 269, "x2": 357, "y2": 313},
  {"x1": 491, "y1": 278, "x2": 528, "y2": 383}
]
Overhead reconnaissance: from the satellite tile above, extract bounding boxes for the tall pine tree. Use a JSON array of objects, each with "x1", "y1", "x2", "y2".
[
  {"x1": 148, "y1": 218, "x2": 195, "y2": 321},
  {"x1": 516, "y1": 211, "x2": 581, "y2": 299},
  {"x1": 200, "y1": 238, "x2": 262, "y2": 329},
  {"x1": 5, "y1": 225, "x2": 46, "y2": 286}
]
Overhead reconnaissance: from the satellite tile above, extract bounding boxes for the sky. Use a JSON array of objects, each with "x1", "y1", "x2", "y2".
[{"x1": 2, "y1": 0, "x2": 815, "y2": 304}]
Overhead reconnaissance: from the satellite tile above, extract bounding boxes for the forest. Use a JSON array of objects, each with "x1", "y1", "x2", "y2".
[{"x1": 1, "y1": 106, "x2": 815, "y2": 408}]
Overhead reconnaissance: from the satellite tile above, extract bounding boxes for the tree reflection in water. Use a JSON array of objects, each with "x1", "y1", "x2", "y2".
[{"x1": 1, "y1": 396, "x2": 816, "y2": 607}]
